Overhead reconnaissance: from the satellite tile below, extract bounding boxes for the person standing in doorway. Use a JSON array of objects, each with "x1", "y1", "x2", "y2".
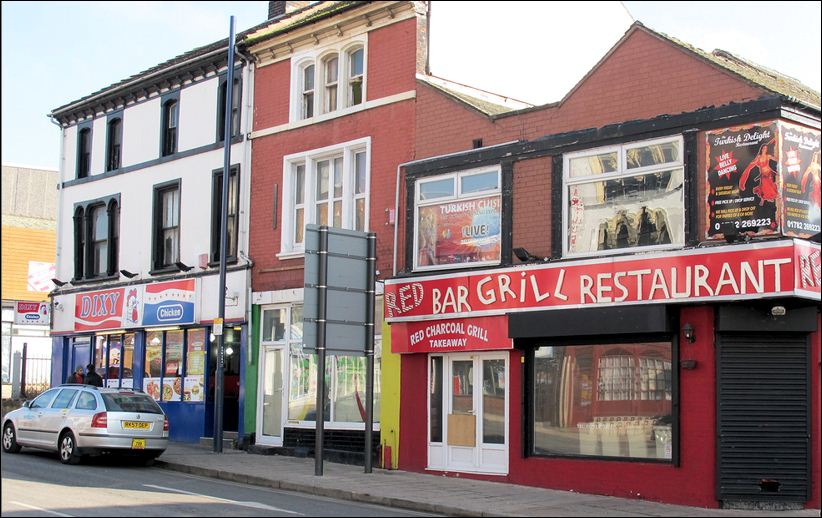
[{"x1": 84, "y1": 364, "x2": 103, "y2": 387}]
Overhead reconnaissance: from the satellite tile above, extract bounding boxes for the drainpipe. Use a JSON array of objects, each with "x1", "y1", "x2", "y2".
[{"x1": 48, "y1": 115, "x2": 66, "y2": 291}]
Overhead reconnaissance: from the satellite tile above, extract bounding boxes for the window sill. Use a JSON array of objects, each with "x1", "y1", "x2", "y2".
[
  {"x1": 207, "y1": 258, "x2": 239, "y2": 268},
  {"x1": 70, "y1": 274, "x2": 120, "y2": 285},
  {"x1": 149, "y1": 266, "x2": 183, "y2": 276},
  {"x1": 276, "y1": 251, "x2": 305, "y2": 261}
]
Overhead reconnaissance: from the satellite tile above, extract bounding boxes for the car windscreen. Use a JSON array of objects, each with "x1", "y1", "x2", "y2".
[{"x1": 101, "y1": 392, "x2": 163, "y2": 414}]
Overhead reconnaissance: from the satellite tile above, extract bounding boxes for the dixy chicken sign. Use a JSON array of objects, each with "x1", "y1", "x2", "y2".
[{"x1": 384, "y1": 240, "x2": 821, "y2": 322}]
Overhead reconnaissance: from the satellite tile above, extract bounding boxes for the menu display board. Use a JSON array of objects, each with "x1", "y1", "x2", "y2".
[
  {"x1": 184, "y1": 376, "x2": 205, "y2": 402},
  {"x1": 706, "y1": 122, "x2": 780, "y2": 239},
  {"x1": 781, "y1": 123, "x2": 821, "y2": 238}
]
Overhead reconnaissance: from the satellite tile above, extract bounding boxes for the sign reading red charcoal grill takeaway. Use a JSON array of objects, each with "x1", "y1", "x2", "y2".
[{"x1": 385, "y1": 240, "x2": 821, "y2": 323}]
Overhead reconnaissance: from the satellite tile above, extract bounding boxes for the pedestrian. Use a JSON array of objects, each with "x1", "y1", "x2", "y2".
[
  {"x1": 84, "y1": 363, "x2": 103, "y2": 387},
  {"x1": 65, "y1": 366, "x2": 84, "y2": 384}
]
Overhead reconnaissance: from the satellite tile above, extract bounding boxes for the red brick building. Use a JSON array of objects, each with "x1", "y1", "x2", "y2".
[{"x1": 386, "y1": 22, "x2": 820, "y2": 510}]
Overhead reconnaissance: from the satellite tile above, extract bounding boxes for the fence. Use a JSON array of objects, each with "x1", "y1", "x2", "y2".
[{"x1": 7, "y1": 344, "x2": 52, "y2": 400}]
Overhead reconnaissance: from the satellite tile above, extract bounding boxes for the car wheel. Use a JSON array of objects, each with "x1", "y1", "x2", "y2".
[
  {"x1": 2, "y1": 422, "x2": 21, "y2": 453},
  {"x1": 59, "y1": 431, "x2": 82, "y2": 465}
]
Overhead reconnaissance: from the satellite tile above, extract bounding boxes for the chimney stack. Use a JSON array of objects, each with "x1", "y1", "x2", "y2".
[{"x1": 268, "y1": 1, "x2": 310, "y2": 20}]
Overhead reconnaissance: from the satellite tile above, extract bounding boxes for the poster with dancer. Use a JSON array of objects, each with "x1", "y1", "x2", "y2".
[
  {"x1": 780, "y1": 123, "x2": 821, "y2": 239},
  {"x1": 706, "y1": 122, "x2": 780, "y2": 240}
]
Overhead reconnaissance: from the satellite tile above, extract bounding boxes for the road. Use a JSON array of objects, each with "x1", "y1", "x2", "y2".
[{"x1": 1, "y1": 449, "x2": 436, "y2": 517}]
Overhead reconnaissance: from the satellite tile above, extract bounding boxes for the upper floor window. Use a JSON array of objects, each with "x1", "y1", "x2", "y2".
[
  {"x1": 162, "y1": 99, "x2": 179, "y2": 156},
  {"x1": 292, "y1": 40, "x2": 366, "y2": 122},
  {"x1": 152, "y1": 181, "x2": 180, "y2": 271},
  {"x1": 210, "y1": 165, "x2": 240, "y2": 264},
  {"x1": 218, "y1": 76, "x2": 241, "y2": 141},
  {"x1": 563, "y1": 136, "x2": 684, "y2": 257},
  {"x1": 73, "y1": 196, "x2": 120, "y2": 280},
  {"x1": 414, "y1": 167, "x2": 502, "y2": 271},
  {"x1": 323, "y1": 55, "x2": 338, "y2": 113},
  {"x1": 348, "y1": 47, "x2": 364, "y2": 107},
  {"x1": 106, "y1": 117, "x2": 122, "y2": 172},
  {"x1": 77, "y1": 126, "x2": 92, "y2": 179},
  {"x1": 301, "y1": 63, "x2": 315, "y2": 119},
  {"x1": 281, "y1": 138, "x2": 370, "y2": 255}
]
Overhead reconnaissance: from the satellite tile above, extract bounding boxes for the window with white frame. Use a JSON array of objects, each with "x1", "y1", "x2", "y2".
[
  {"x1": 563, "y1": 136, "x2": 684, "y2": 257},
  {"x1": 292, "y1": 40, "x2": 366, "y2": 122},
  {"x1": 414, "y1": 167, "x2": 502, "y2": 271},
  {"x1": 281, "y1": 138, "x2": 370, "y2": 255}
]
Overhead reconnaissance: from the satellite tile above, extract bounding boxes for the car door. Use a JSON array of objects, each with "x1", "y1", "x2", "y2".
[
  {"x1": 17, "y1": 388, "x2": 60, "y2": 446},
  {"x1": 41, "y1": 388, "x2": 80, "y2": 449}
]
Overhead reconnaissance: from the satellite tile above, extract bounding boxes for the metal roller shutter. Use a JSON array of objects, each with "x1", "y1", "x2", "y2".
[{"x1": 717, "y1": 333, "x2": 809, "y2": 505}]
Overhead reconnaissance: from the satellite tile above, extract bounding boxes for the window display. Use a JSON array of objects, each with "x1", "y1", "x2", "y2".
[{"x1": 531, "y1": 342, "x2": 673, "y2": 460}]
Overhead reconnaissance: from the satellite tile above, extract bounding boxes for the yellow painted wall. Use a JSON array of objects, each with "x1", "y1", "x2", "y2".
[
  {"x1": 1, "y1": 225, "x2": 56, "y2": 302},
  {"x1": 380, "y1": 320, "x2": 401, "y2": 468}
]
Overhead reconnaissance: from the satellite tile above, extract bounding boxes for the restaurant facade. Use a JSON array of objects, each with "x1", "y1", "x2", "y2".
[{"x1": 385, "y1": 23, "x2": 821, "y2": 509}]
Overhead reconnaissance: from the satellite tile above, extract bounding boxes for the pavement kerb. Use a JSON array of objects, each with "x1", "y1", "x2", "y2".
[{"x1": 155, "y1": 459, "x2": 486, "y2": 516}]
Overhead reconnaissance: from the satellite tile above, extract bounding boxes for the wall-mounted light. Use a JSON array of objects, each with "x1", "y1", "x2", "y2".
[
  {"x1": 770, "y1": 305, "x2": 786, "y2": 317},
  {"x1": 513, "y1": 247, "x2": 547, "y2": 263},
  {"x1": 51, "y1": 277, "x2": 69, "y2": 288},
  {"x1": 682, "y1": 322, "x2": 695, "y2": 343},
  {"x1": 120, "y1": 269, "x2": 139, "y2": 279},
  {"x1": 225, "y1": 346, "x2": 234, "y2": 356}
]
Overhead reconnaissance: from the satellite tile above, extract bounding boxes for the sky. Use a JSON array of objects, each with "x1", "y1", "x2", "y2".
[{"x1": 1, "y1": 1, "x2": 819, "y2": 171}]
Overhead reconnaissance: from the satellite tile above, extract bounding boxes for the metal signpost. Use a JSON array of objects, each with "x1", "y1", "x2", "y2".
[
  {"x1": 303, "y1": 225, "x2": 376, "y2": 475},
  {"x1": 214, "y1": 15, "x2": 236, "y2": 454}
]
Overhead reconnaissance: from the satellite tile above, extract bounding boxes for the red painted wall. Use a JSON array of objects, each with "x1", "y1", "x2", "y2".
[
  {"x1": 400, "y1": 306, "x2": 715, "y2": 507},
  {"x1": 249, "y1": 18, "x2": 419, "y2": 293}
]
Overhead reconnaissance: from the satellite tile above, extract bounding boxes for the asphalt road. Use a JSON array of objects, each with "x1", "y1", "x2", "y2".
[{"x1": 1, "y1": 449, "x2": 436, "y2": 517}]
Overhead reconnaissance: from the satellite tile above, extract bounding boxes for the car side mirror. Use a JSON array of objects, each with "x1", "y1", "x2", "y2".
[{"x1": 22, "y1": 400, "x2": 31, "y2": 408}]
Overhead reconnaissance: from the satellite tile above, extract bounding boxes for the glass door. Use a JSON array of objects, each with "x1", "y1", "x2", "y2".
[
  {"x1": 256, "y1": 307, "x2": 289, "y2": 446},
  {"x1": 434, "y1": 352, "x2": 508, "y2": 475}
]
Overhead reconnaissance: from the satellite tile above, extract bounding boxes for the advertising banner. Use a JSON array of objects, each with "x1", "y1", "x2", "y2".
[
  {"x1": 142, "y1": 279, "x2": 196, "y2": 327},
  {"x1": 385, "y1": 240, "x2": 820, "y2": 322},
  {"x1": 780, "y1": 123, "x2": 821, "y2": 238},
  {"x1": 75, "y1": 288, "x2": 127, "y2": 331},
  {"x1": 391, "y1": 315, "x2": 511, "y2": 354},
  {"x1": 14, "y1": 301, "x2": 50, "y2": 325},
  {"x1": 706, "y1": 121, "x2": 780, "y2": 239},
  {"x1": 417, "y1": 195, "x2": 501, "y2": 268}
]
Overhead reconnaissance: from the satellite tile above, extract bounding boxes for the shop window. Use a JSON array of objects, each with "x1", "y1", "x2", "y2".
[
  {"x1": 530, "y1": 342, "x2": 673, "y2": 461},
  {"x1": 210, "y1": 165, "x2": 240, "y2": 264},
  {"x1": 414, "y1": 167, "x2": 502, "y2": 271},
  {"x1": 144, "y1": 328, "x2": 207, "y2": 402},
  {"x1": 152, "y1": 181, "x2": 180, "y2": 271},
  {"x1": 281, "y1": 138, "x2": 370, "y2": 255},
  {"x1": 429, "y1": 356, "x2": 443, "y2": 443},
  {"x1": 98, "y1": 334, "x2": 136, "y2": 389},
  {"x1": 564, "y1": 136, "x2": 684, "y2": 257},
  {"x1": 281, "y1": 298, "x2": 382, "y2": 426}
]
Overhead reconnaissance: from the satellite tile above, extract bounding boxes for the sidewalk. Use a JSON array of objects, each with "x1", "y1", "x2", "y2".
[{"x1": 156, "y1": 442, "x2": 818, "y2": 517}]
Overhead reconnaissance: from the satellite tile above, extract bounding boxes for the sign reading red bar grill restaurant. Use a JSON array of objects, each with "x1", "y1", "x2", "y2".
[
  {"x1": 385, "y1": 240, "x2": 821, "y2": 322},
  {"x1": 391, "y1": 315, "x2": 511, "y2": 353}
]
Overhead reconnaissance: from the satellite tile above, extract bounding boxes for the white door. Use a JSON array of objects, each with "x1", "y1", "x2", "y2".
[
  {"x1": 256, "y1": 306, "x2": 293, "y2": 447},
  {"x1": 257, "y1": 345, "x2": 285, "y2": 446},
  {"x1": 430, "y1": 353, "x2": 508, "y2": 475}
]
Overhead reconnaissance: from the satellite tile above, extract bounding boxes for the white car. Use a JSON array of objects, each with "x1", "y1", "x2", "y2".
[{"x1": 2, "y1": 385, "x2": 168, "y2": 465}]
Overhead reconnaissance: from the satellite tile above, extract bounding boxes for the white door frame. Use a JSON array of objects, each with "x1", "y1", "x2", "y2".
[
  {"x1": 427, "y1": 351, "x2": 509, "y2": 475},
  {"x1": 255, "y1": 305, "x2": 292, "y2": 447}
]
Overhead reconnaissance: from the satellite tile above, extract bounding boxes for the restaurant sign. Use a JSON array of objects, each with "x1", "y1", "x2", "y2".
[
  {"x1": 385, "y1": 240, "x2": 821, "y2": 322},
  {"x1": 74, "y1": 279, "x2": 197, "y2": 331},
  {"x1": 391, "y1": 315, "x2": 511, "y2": 354}
]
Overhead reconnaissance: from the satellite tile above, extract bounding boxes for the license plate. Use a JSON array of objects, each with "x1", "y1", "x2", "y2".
[
  {"x1": 123, "y1": 421, "x2": 150, "y2": 430},
  {"x1": 131, "y1": 439, "x2": 146, "y2": 449}
]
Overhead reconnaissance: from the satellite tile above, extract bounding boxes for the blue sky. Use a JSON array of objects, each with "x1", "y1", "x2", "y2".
[{"x1": 2, "y1": 1, "x2": 819, "y2": 171}]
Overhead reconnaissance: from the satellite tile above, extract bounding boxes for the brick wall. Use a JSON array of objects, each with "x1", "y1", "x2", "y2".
[{"x1": 512, "y1": 157, "x2": 553, "y2": 260}]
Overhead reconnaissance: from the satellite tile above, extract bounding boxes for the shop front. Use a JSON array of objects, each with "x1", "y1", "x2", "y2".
[
  {"x1": 51, "y1": 277, "x2": 248, "y2": 443},
  {"x1": 386, "y1": 239, "x2": 820, "y2": 507}
]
